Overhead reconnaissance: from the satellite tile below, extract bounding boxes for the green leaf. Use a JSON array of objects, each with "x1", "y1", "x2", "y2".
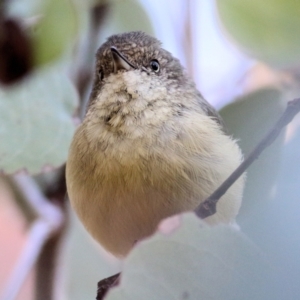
[
  {"x1": 0, "y1": 66, "x2": 78, "y2": 174},
  {"x1": 219, "y1": 88, "x2": 285, "y2": 219},
  {"x1": 99, "y1": 0, "x2": 154, "y2": 38},
  {"x1": 32, "y1": 0, "x2": 79, "y2": 66},
  {"x1": 105, "y1": 213, "x2": 273, "y2": 300},
  {"x1": 216, "y1": 0, "x2": 300, "y2": 69}
]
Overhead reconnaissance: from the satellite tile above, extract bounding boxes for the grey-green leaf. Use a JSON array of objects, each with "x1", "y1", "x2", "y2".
[
  {"x1": 99, "y1": 0, "x2": 154, "y2": 39},
  {"x1": 219, "y1": 88, "x2": 285, "y2": 219},
  {"x1": 0, "y1": 67, "x2": 78, "y2": 174},
  {"x1": 216, "y1": 0, "x2": 300, "y2": 69},
  {"x1": 105, "y1": 213, "x2": 273, "y2": 300},
  {"x1": 66, "y1": 212, "x2": 121, "y2": 300},
  {"x1": 31, "y1": 0, "x2": 79, "y2": 66}
]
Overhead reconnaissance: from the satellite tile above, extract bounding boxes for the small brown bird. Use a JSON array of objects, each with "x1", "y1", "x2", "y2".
[{"x1": 66, "y1": 31, "x2": 245, "y2": 257}]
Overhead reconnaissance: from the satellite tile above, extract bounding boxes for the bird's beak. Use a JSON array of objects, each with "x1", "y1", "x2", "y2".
[{"x1": 110, "y1": 46, "x2": 136, "y2": 73}]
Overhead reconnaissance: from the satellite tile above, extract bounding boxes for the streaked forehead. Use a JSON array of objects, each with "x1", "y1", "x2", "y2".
[
  {"x1": 98, "y1": 32, "x2": 161, "y2": 53},
  {"x1": 96, "y1": 32, "x2": 162, "y2": 62},
  {"x1": 94, "y1": 32, "x2": 183, "y2": 79}
]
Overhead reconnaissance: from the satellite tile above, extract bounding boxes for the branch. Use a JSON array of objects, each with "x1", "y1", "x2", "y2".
[
  {"x1": 1, "y1": 173, "x2": 64, "y2": 300},
  {"x1": 35, "y1": 227, "x2": 67, "y2": 300},
  {"x1": 195, "y1": 97, "x2": 300, "y2": 219},
  {"x1": 35, "y1": 167, "x2": 68, "y2": 300},
  {"x1": 97, "y1": 273, "x2": 120, "y2": 300}
]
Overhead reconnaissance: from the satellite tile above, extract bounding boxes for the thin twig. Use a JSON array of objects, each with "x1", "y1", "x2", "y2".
[
  {"x1": 97, "y1": 273, "x2": 120, "y2": 300},
  {"x1": 195, "y1": 97, "x2": 300, "y2": 219},
  {"x1": 35, "y1": 225, "x2": 67, "y2": 300},
  {"x1": 13, "y1": 173, "x2": 64, "y2": 222},
  {"x1": 35, "y1": 167, "x2": 68, "y2": 300}
]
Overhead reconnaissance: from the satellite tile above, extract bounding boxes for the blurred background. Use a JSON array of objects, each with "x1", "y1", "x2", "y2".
[{"x1": 0, "y1": 0, "x2": 300, "y2": 299}]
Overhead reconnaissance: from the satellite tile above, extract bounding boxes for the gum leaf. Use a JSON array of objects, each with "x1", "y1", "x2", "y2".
[
  {"x1": 216, "y1": 0, "x2": 300, "y2": 69},
  {"x1": 105, "y1": 213, "x2": 273, "y2": 300},
  {"x1": 0, "y1": 66, "x2": 78, "y2": 174}
]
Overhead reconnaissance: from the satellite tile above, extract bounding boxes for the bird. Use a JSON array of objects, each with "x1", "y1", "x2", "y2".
[{"x1": 66, "y1": 31, "x2": 245, "y2": 257}]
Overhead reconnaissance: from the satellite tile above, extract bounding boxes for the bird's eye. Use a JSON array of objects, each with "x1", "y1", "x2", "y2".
[
  {"x1": 98, "y1": 68, "x2": 104, "y2": 81},
  {"x1": 149, "y1": 59, "x2": 160, "y2": 73}
]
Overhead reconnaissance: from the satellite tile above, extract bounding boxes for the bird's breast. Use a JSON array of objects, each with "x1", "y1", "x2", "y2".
[{"x1": 85, "y1": 71, "x2": 178, "y2": 146}]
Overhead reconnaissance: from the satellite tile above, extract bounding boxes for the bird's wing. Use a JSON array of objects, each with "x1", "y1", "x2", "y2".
[{"x1": 197, "y1": 92, "x2": 226, "y2": 132}]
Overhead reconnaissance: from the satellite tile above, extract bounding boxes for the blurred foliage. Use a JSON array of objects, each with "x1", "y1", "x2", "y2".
[
  {"x1": 0, "y1": 19, "x2": 33, "y2": 84},
  {"x1": 220, "y1": 88, "x2": 285, "y2": 218},
  {"x1": 238, "y1": 125, "x2": 300, "y2": 299},
  {"x1": 216, "y1": 0, "x2": 300, "y2": 69},
  {"x1": 66, "y1": 211, "x2": 120, "y2": 300},
  {"x1": 97, "y1": 0, "x2": 154, "y2": 42},
  {"x1": 0, "y1": 66, "x2": 78, "y2": 174},
  {"x1": 219, "y1": 88, "x2": 300, "y2": 298},
  {"x1": 108, "y1": 0, "x2": 153, "y2": 34},
  {"x1": 106, "y1": 213, "x2": 274, "y2": 300},
  {"x1": 31, "y1": 0, "x2": 79, "y2": 66}
]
